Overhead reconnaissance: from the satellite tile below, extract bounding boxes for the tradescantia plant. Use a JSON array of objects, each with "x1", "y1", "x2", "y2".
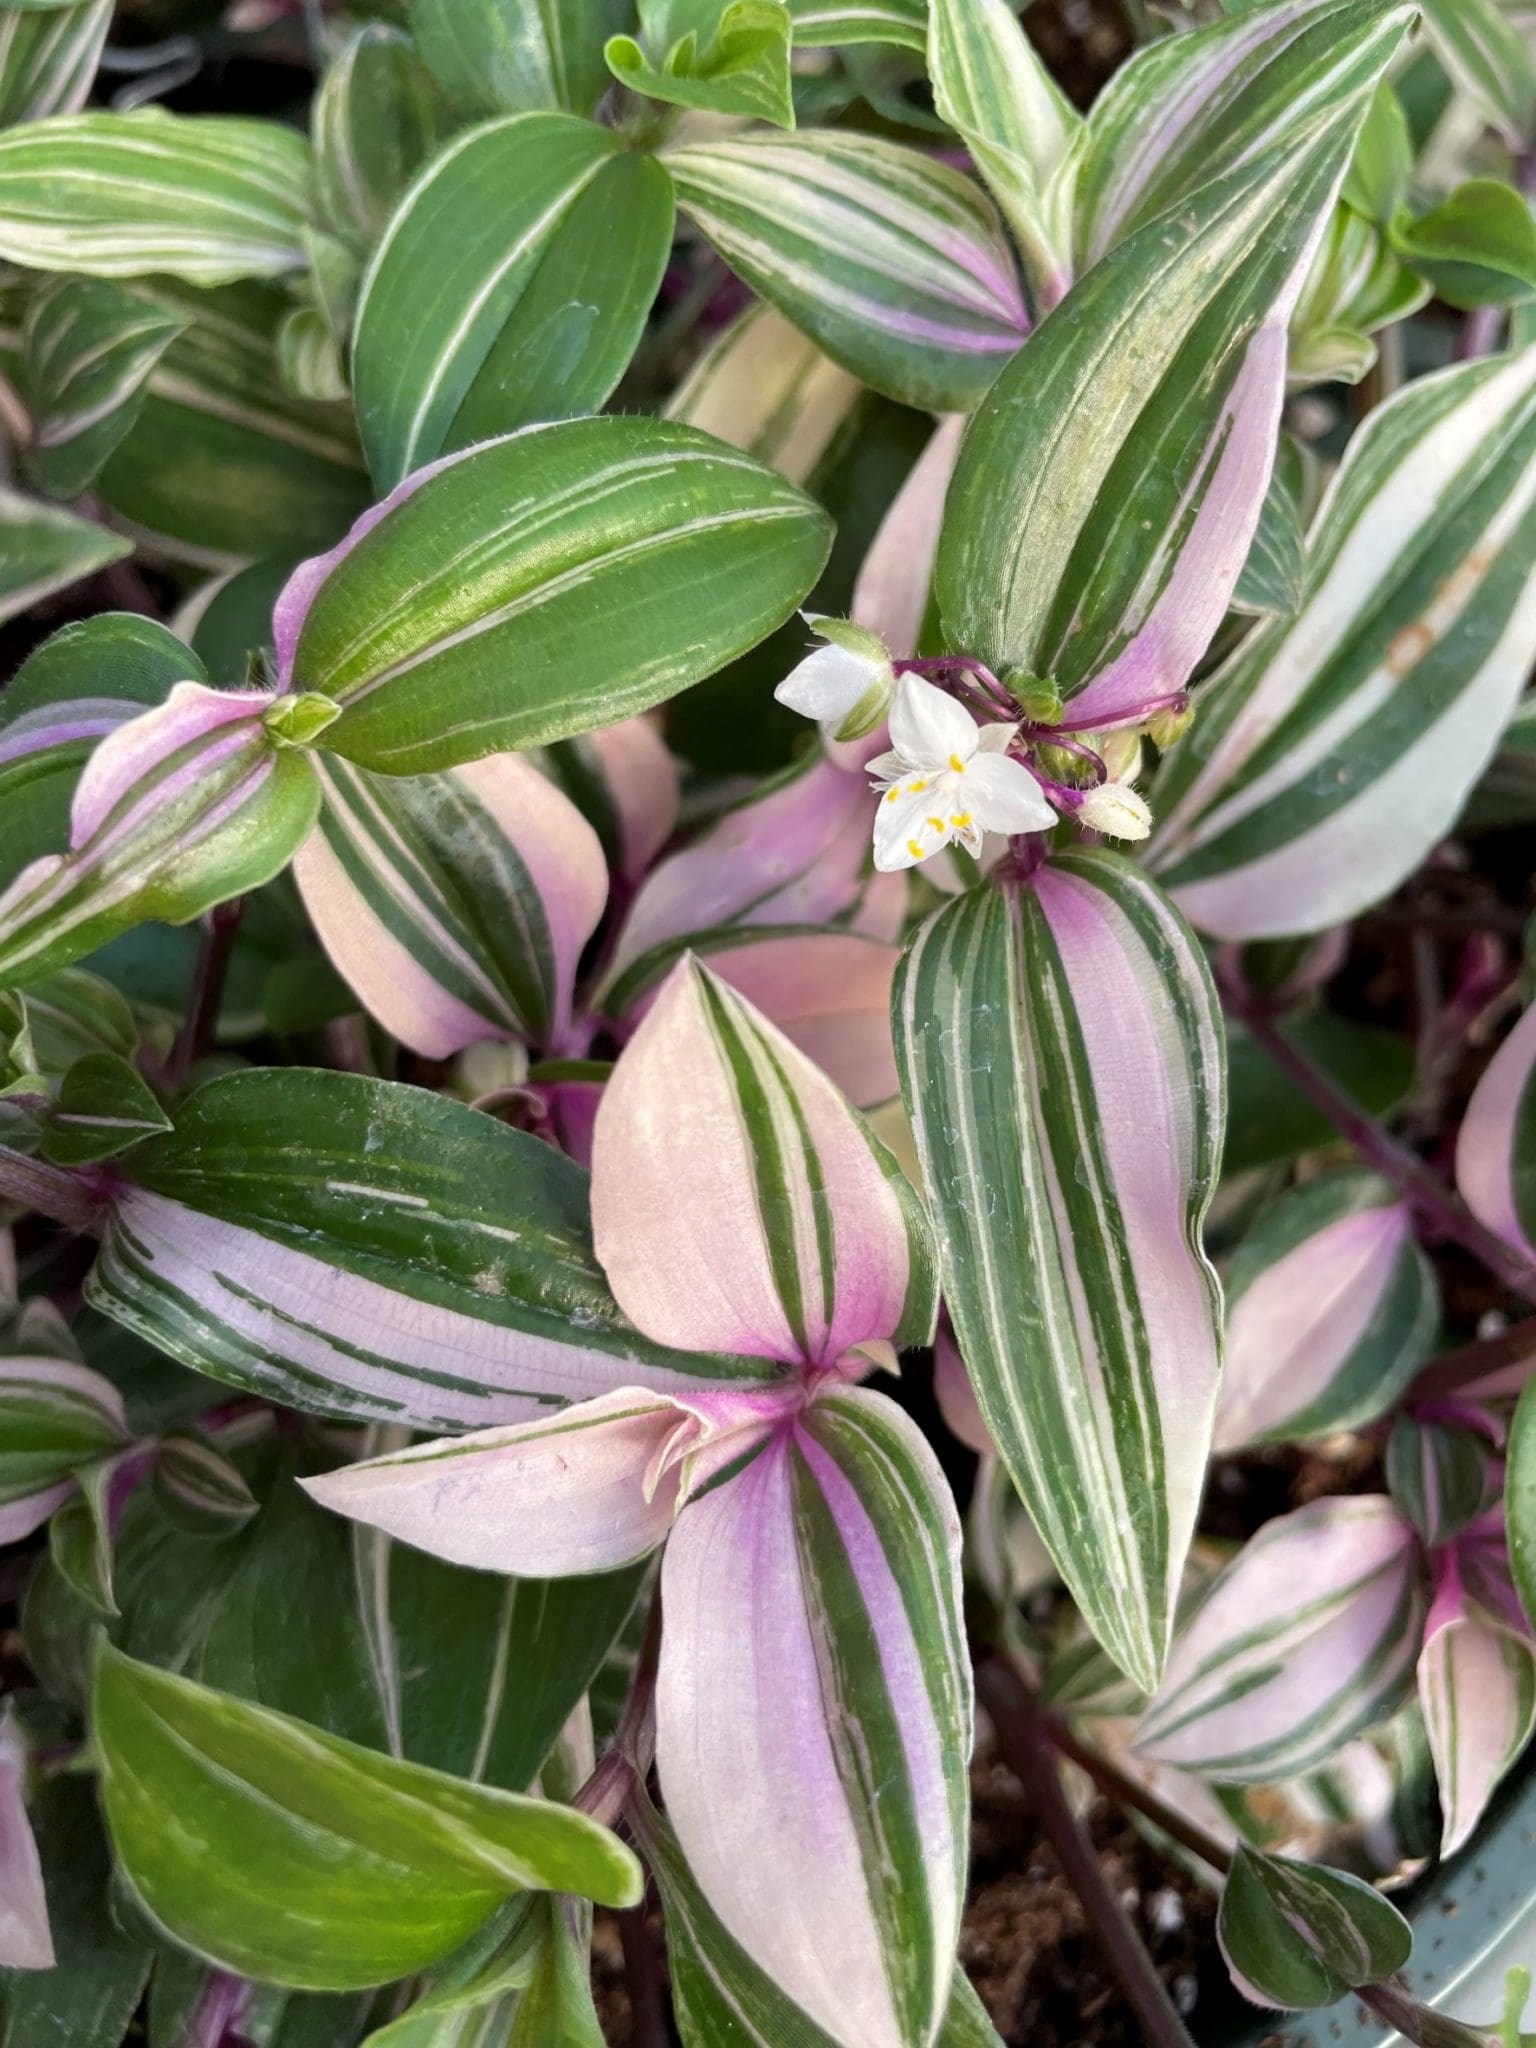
[{"x1": 16, "y1": 4, "x2": 1536, "y2": 2048}]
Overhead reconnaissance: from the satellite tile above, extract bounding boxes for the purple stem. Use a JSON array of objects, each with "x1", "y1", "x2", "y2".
[
  {"x1": 168, "y1": 897, "x2": 244, "y2": 1087},
  {"x1": 0, "y1": 1152, "x2": 102, "y2": 1232},
  {"x1": 1221, "y1": 977, "x2": 1536, "y2": 1308},
  {"x1": 1409, "y1": 1315, "x2": 1536, "y2": 1402}
]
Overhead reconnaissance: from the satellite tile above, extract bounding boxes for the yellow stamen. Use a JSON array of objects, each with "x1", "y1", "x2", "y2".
[
  {"x1": 949, "y1": 753, "x2": 966, "y2": 773},
  {"x1": 951, "y1": 813, "x2": 972, "y2": 828},
  {"x1": 885, "y1": 788, "x2": 899, "y2": 804},
  {"x1": 906, "y1": 778, "x2": 928, "y2": 793},
  {"x1": 906, "y1": 838, "x2": 924, "y2": 858},
  {"x1": 926, "y1": 815, "x2": 945, "y2": 831}
]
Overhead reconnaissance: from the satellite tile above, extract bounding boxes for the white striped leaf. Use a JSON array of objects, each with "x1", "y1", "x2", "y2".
[
  {"x1": 0, "y1": 1353, "x2": 126, "y2": 1543},
  {"x1": 40, "y1": 1050, "x2": 171, "y2": 1167},
  {"x1": 312, "y1": 24, "x2": 448, "y2": 258},
  {"x1": 1419, "y1": 1593, "x2": 1536, "y2": 1858},
  {"x1": 351, "y1": 113, "x2": 674, "y2": 488},
  {"x1": 1456, "y1": 998, "x2": 1536, "y2": 1263},
  {"x1": 0, "y1": 487, "x2": 129, "y2": 629},
  {"x1": 655, "y1": 1386, "x2": 971, "y2": 2048},
  {"x1": 92, "y1": 280, "x2": 369, "y2": 563},
  {"x1": 0, "y1": 109, "x2": 312, "y2": 283},
  {"x1": 1150, "y1": 348, "x2": 1536, "y2": 939},
  {"x1": 666, "y1": 132, "x2": 1027, "y2": 413},
  {"x1": 1214, "y1": 1170, "x2": 1438, "y2": 1451},
  {"x1": 1073, "y1": 0, "x2": 1416, "y2": 266},
  {"x1": 1232, "y1": 462, "x2": 1306, "y2": 618},
  {"x1": 91, "y1": 1644, "x2": 642, "y2": 1991},
  {"x1": 0, "y1": 1706, "x2": 51, "y2": 1971},
  {"x1": 86, "y1": 1066, "x2": 766, "y2": 1432},
  {"x1": 293, "y1": 753, "x2": 608, "y2": 1059},
  {"x1": 412, "y1": 0, "x2": 629, "y2": 119},
  {"x1": 936, "y1": 102, "x2": 1384, "y2": 730},
  {"x1": 1419, "y1": 0, "x2": 1536, "y2": 145},
  {"x1": 786, "y1": 0, "x2": 926, "y2": 49},
  {"x1": 606, "y1": 3, "x2": 795, "y2": 127},
  {"x1": 0, "y1": 0, "x2": 109, "y2": 127},
  {"x1": 928, "y1": 0, "x2": 1080, "y2": 309},
  {"x1": 892, "y1": 852, "x2": 1224, "y2": 1692},
  {"x1": 20, "y1": 275, "x2": 186, "y2": 499},
  {"x1": 665, "y1": 302, "x2": 862, "y2": 488},
  {"x1": 278, "y1": 417, "x2": 832, "y2": 774},
  {"x1": 631, "y1": 1796, "x2": 1002, "y2": 2047},
  {"x1": 1217, "y1": 1842, "x2": 1410, "y2": 2010},
  {"x1": 1135, "y1": 1496, "x2": 1427, "y2": 1781},
  {"x1": 1385, "y1": 1415, "x2": 1499, "y2": 1549},
  {"x1": 0, "y1": 683, "x2": 322, "y2": 995},
  {"x1": 153, "y1": 1432, "x2": 259, "y2": 1531}
]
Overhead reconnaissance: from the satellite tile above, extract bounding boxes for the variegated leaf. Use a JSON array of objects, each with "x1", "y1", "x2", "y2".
[
  {"x1": 666, "y1": 132, "x2": 1027, "y2": 413},
  {"x1": 927, "y1": 0, "x2": 1079, "y2": 310},
  {"x1": 0, "y1": 683, "x2": 321, "y2": 995},
  {"x1": 786, "y1": 0, "x2": 927, "y2": 50},
  {"x1": 1419, "y1": 1574, "x2": 1536, "y2": 1855},
  {"x1": 277, "y1": 418, "x2": 832, "y2": 774},
  {"x1": 665, "y1": 302, "x2": 862, "y2": 489},
  {"x1": 1151, "y1": 348, "x2": 1536, "y2": 938},
  {"x1": 1217, "y1": 1841, "x2": 1410, "y2": 2010},
  {"x1": 893, "y1": 853, "x2": 1224, "y2": 1691},
  {"x1": 0, "y1": 1353, "x2": 126, "y2": 1543},
  {"x1": 1214, "y1": 1171, "x2": 1438, "y2": 1450},
  {"x1": 0, "y1": 486, "x2": 130, "y2": 629},
  {"x1": 936, "y1": 100, "x2": 1384, "y2": 729},
  {"x1": 0, "y1": 1705, "x2": 51, "y2": 1970},
  {"x1": 1135, "y1": 1496, "x2": 1426, "y2": 1781},
  {"x1": 0, "y1": 0, "x2": 109, "y2": 127},
  {"x1": 311, "y1": 24, "x2": 447, "y2": 257},
  {"x1": 1385, "y1": 1415, "x2": 1499, "y2": 1549},
  {"x1": 86, "y1": 1066, "x2": 764, "y2": 1433},
  {"x1": 542, "y1": 716, "x2": 680, "y2": 890},
  {"x1": 1457, "y1": 998, "x2": 1536, "y2": 1263},
  {"x1": 1073, "y1": 0, "x2": 1416, "y2": 266},
  {"x1": 0, "y1": 110, "x2": 312, "y2": 283},
  {"x1": 1419, "y1": 0, "x2": 1536, "y2": 145},
  {"x1": 40, "y1": 1049, "x2": 171, "y2": 1166},
  {"x1": 20, "y1": 276, "x2": 186, "y2": 500},
  {"x1": 412, "y1": 0, "x2": 628, "y2": 118},
  {"x1": 593, "y1": 956, "x2": 936, "y2": 1367},
  {"x1": 655, "y1": 1386, "x2": 970, "y2": 2048},
  {"x1": 851, "y1": 413, "x2": 964, "y2": 659},
  {"x1": 294, "y1": 753, "x2": 608, "y2": 1060}
]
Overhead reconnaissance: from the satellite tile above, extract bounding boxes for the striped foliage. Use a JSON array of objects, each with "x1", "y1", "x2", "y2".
[
  {"x1": 1217, "y1": 1842, "x2": 1411, "y2": 2010},
  {"x1": 1504, "y1": 1362, "x2": 1536, "y2": 1632},
  {"x1": 1150, "y1": 348, "x2": 1536, "y2": 939},
  {"x1": 0, "y1": 486, "x2": 128, "y2": 633},
  {"x1": 935, "y1": 101, "x2": 1381, "y2": 730},
  {"x1": 278, "y1": 417, "x2": 831, "y2": 775},
  {"x1": 1385, "y1": 1415, "x2": 1498, "y2": 1549},
  {"x1": 1418, "y1": 1590, "x2": 1536, "y2": 1855},
  {"x1": 351, "y1": 113, "x2": 674, "y2": 488},
  {"x1": 893, "y1": 852, "x2": 1224, "y2": 1691},
  {"x1": 93, "y1": 281, "x2": 369, "y2": 563},
  {"x1": 786, "y1": 0, "x2": 927, "y2": 49},
  {"x1": 655, "y1": 1386, "x2": 971, "y2": 2048},
  {"x1": 1073, "y1": 0, "x2": 1415, "y2": 265},
  {"x1": 1232, "y1": 463, "x2": 1305, "y2": 617},
  {"x1": 0, "y1": 0, "x2": 109, "y2": 126},
  {"x1": 665, "y1": 302, "x2": 862, "y2": 488},
  {"x1": 0, "y1": 1704, "x2": 51, "y2": 1971},
  {"x1": 20, "y1": 276, "x2": 186, "y2": 499},
  {"x1": 1214, "y1": 1170, "x2": 1438, "y2": 1450},
  {"x1": 927, "y1": 0, "x2": 1079, "y2": 308},
  {"x1": 412, "y1": 0, "x2": 627, "y2": 118},
  {"x1": 294, "y1": 753, "x2": 608, "y2": 1059},
  {"x1": 1419, "y1": 0, "x2": 1536, "y2": 145},
  {"x1": 666, "y1": 132, "x2": 1027, "y2": 413},
  {"x1": 1457, "y1": 998, "x2": 1536, "y2": 1263},
  {"x1": 311, "y1": 24, "x2": 447, "y2": 257},
  {"x1": 1134, "y1": 1496, "x2": 1426, "y2": 1781},
  {"x1": 0, "y1": 1353, "x2": 126, "y2": 1543},
  {"x1": 86, "y1": 1067, "x2": 765, "y2": 1432},
  {"x1": 0, "y1": 684, "x2": 320, "y2": 995},
  {"x1": 0, "y1": 109, "x2": 312, "y2": 284}
]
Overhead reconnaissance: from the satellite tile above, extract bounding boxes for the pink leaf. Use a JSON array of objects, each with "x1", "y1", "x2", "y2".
[{"x1": 0, "y1": 1709, "x2": 52, "y2": 1970}]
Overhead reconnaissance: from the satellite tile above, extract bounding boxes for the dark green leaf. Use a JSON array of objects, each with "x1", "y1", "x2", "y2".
[
  {"x1": 41, "y1": 1052, "x2": 170, "y2": 1167},
  {"x1": 1218, "y1": 1842, "x2": 1411, "y2": 2009}
]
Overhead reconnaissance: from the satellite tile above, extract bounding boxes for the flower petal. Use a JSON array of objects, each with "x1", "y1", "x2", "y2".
[
  {"x1": 592, "y1": 957, "x2": 936, "y2": 1368},
  {"x1": 776, "y1": 642, "x2": 884, "y2": 728},
  {"x1": 959, "y1": 751, "x2": 1056, "y2": 835},
  {"x1": 872, "y1": 777, "x2": 957, "y2": 873},
  {"x1": 887, "y1": 673, "x2": 978, "y2": 769},
  {"x1": 657, "y1": 1387, "x2": 970, "y2": 2048}
]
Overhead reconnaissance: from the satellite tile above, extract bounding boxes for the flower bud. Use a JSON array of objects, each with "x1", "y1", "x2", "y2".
[
  {"x1": 774, "y1": 616, "x2": 894, "y2": 742},
  {"x1": 1078, "y1": 780, "x2": 1153, "y2": 840},
  {"x1": 1098, "y1": 728, "x2": 1143, "y2": 783},
  {"x1": 1147, "y1": 702, "x2": 1196, "y2": 750}
]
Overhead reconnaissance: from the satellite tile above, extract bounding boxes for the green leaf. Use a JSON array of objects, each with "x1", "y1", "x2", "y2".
[
  {"x1": 2, "y1": 613, "x2": 203, "y2": 721},
  {"x1": 93, "y1": 282, "x2": 369, "y2": 564},
  {"x1": 0, "y1": 1354, "x2": 126, "y2": 1519},
  {"x1": 87, "y1": 1065, "x2": 764, "y2": 1430},
  {"x1": 312, "y1": 24, "x2": 448, "y2": 257},
  {"x1": 1343, "y1": 82, "x2": 1413, "y2": 225},
  {"x1": 1223, "y1": 1011, "x2": 1415, "y2": 1173},
  {"x1": 1386, "y1": 1414, "x2": 1498, "y2": 1547},
  {"x1": 40, "y1": 1052, "x2": 171, "y2": 1167},
  {"x1": 667, "y1": 131, "x2": 1027, "y2": 412},
  {"x1": 0, "y1": 109, "x2": 312, "y2": 284},
  {"x1": 606, "y1": 2, "x2": 795, "y2": 128},
  {"x1": 1505, "y1": 1370, "x2": 1536, "y2": 1631},
  {"x1": 49, "y1": 1454, "x2": 118, "y2": 1616},
  {"x1": 1396, "y1": 178, "x2": 1536, "y2": 309},
  {"x1": 0, "y1": 487, "x2": 129, "y2": 628},
  {"x1": 1218, "y1": 1842, "x2": 1411, "y2": 2010},
  {"x1": 1232, "y1": 461, "x2": 1306, "y2": 618},
  {"x1": 786, "y1": 0, "x2": 926, "y2": 50},
  {"x1": 0, "y1": 967, "x2": 138, "y2": 1087},
  {"x1": 352, "y1": 114, "x2": 674, "y2": 488},
  {"x1": 20, "y1": 276, "x2": 185, "y2": 500},
  {"x1": 411, "y1": 0, "x2": 630, "y2": 118},
  {"x1": 91, "y1": 1642, "x2": 643, "y2": 1990},
  {"x1": 283, "y1": 415, "x2": 831, "y2": 773},
  {"x1": 153, "y1": 1430, "x2": 259, "y2": 1532},
  {"x1": 1420, "y1": 0, "x2": 1536, "y2": 145},
  {"x1": 893, "y1": 854, "x2": 1225, "y2": 1692},
  {"x1": 0, "y1": 0, "x2": 110, "y2": 129}
]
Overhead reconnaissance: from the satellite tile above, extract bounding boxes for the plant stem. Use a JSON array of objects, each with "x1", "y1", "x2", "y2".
[
  {"x1": 574, "y1": 1584, "x2": 661, "y2": 1829},
  {"x1": 1040, "y1": 1714, "x2": 1232, "y2": 1876},
  {"x1": 617, "y1": 1900, "x2": 671, "y2": 2048},
  {"x1": 1409, "y1": 1315, "x2": 1536, "y2": 1403},
  {"x1": 976, "y1": 1655, "x2": 1200, "y2": 2048},
  {"x1": 1221, "y1": 979, "x2": 1536, "y2": 1307},
  {"x1": 0, "y1": 1152, "x2": 101, "y2": 1232},
  {"x1": 168, "y1": 898, "x2": 244, "y2": 1086}
]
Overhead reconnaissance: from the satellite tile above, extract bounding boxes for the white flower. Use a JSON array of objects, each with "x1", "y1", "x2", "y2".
[
  {"x1": 774, "y1": 616, "x2": 894, "y2": 743},
  {"x1": 1078, "y1": 780, "x2": 1152, "y2": 840},
  {"x1": 867, "y1": 673, "x2": 1055, "y2": 872}
]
